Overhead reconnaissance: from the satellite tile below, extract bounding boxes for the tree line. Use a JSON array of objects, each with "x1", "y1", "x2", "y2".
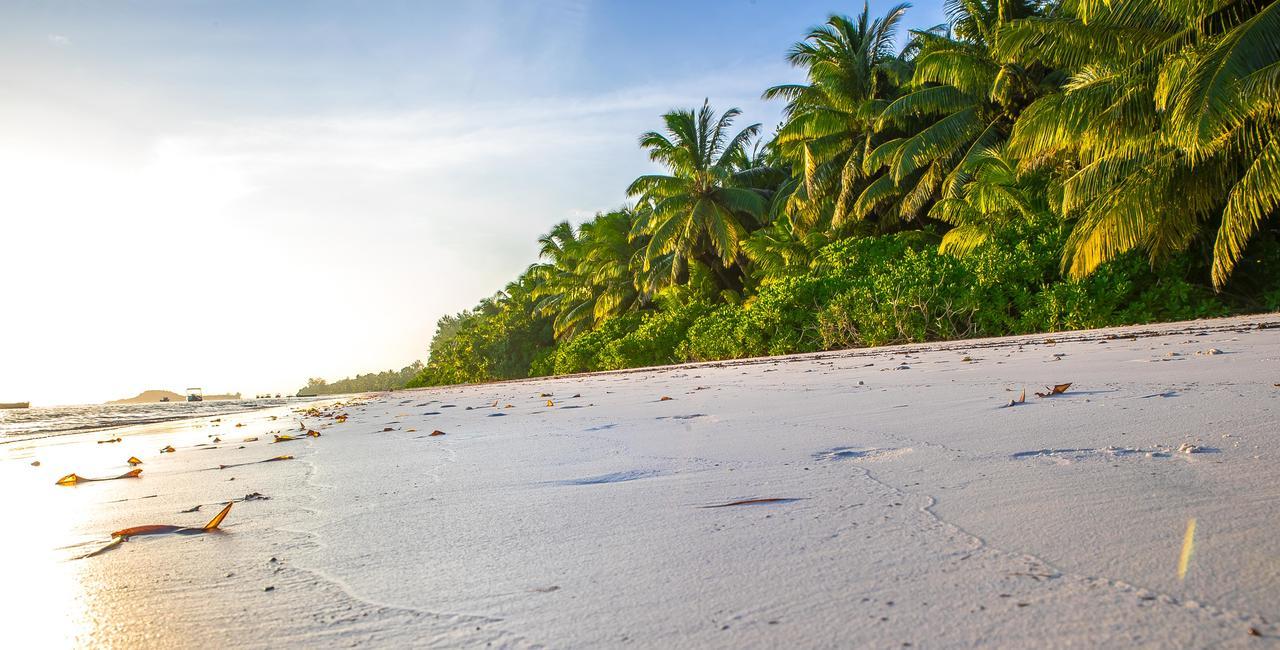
[
  {"x1": 408, "y1": 0, "x2": 1280, "y2": 388},
  {"x1": 299, "y1": 362, "x2": 424, "y2": 396}
]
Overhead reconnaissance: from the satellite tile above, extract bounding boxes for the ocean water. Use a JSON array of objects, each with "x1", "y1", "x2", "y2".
[{"x1": 0, "y1": 398, "x2": 319, "y2": 441}]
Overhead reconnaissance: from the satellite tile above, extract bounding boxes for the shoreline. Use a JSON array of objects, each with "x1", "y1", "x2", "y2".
[
  {"x1": 0, "y1": 398, "x2": 322, "y2": 446},
  {"x1": 5, "y1": 313, "x2": 1279, "y2": 646}
]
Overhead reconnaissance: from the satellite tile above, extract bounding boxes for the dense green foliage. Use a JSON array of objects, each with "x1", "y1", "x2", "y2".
[
  {"x1": 299, "y1": 362, "x2": 424, "y2": 396},
  {"x1": 411, "y1": 0, "x2": 1280, "y2": 387}
]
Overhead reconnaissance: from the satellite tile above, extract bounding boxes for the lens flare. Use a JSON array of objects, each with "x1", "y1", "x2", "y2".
[{"x1": 1178, "y1": 518, "x2": 1197, "y2": 580}]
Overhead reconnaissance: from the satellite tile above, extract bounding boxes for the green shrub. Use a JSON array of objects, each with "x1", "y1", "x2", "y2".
[
  {"x1": 550, "y1": 313, "x2": 642, "y2": 374},
  {"x1": 817, "y1": 248, "x2": 986, "y2": 348},
  {"x1": 598, "y1": 303, "x2": 711, "y2": 370},
  {"x1": 678, "y1": 274, "x2": 841, "y2": 361}
]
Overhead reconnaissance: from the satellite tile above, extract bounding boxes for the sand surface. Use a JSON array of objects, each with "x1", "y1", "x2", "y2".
[{"x1": 3, "y1": 315, "x2": 1280, "y2": 648}]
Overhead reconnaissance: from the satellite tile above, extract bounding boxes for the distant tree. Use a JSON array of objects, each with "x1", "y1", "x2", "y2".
[{"x1": 297, "y1": 363, "x2": 425, "y2": 396}]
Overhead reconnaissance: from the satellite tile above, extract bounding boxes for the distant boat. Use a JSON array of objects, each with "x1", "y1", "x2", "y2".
[
  {"x1": 186, "y1": 388, "x2": 203, "y2": 402},
  {"x1": 0, "y1": 402, "x2": 30, "y2": 409}
]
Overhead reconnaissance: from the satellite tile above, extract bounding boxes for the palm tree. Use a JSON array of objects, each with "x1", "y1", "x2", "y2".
[
  {"x1": 741, "y1": 214, "x2": 832, "y2": 283},
  {"x1": 528, "y1": 221, "x2": 593, "y2": 339},
  {"x1": 528, "y1": 211, "x2": 651, "y2": 339},
  {"x1": 575, "y1": 208, "x2": 647, "y2": 320},
  {"x1": 860, "y1": 0, "x2": 1042, "y2": 227},
  {"x1": 762, "y1": 1, "x2": 916, "y2": 231},
  {"x1": 998, "y1": 0, "x2": 1280, "y2": 288},
  {"x1": 627, "y1": 100, "x2": 768, "y2": 294},
  {"x1": 931, "y1": 144, "x2": 1040, "y2": 255},
  {"x1": 764, "y1": 3, "x2": 912, "y2": 232}
]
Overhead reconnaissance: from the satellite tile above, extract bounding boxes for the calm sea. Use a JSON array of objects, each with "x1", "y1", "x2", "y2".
[{"x1": 0, "y1": 398, "x2": 320, "y2": 442}]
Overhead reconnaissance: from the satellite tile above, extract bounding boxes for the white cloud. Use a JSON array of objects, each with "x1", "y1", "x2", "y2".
[{"x1": 47, "y1": 34, "x2": 69, "y2": 46}]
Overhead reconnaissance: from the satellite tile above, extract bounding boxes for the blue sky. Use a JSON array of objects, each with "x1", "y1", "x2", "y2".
[{"x1": 0, "y1": 1, "x2": 947, "y2": 404}]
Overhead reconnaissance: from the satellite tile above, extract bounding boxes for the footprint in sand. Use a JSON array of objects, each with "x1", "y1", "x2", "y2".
[
  {"x1": 814, "y1": 447, "x2": 912, "y2": 462},
  {"x1": 1009, "y1": 446, "x2": 1220, "y2": 463}
]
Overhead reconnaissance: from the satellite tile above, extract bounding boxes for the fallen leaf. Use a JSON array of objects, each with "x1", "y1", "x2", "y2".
[
  {"x1": 1003, "y1": 387, "x2": 1026, "y2": 408},
  {"x1": 218, "y1": 455, "x2": 294, "y2": 470},
  {"x1": 1034, "y1": 383, "x2": 1072, "y2": 398},
  {"x1": 57, "y1": 468, "x2": 143, "y2": 486},
  {"x1": 160, "y1": 445, "x2": 176, "y2": 453},
  {"x1": 127, "y1": 457, "x2": 143, "y2": 466},
  {"x1": 702, "y1": 498, "x2": 797, "y2": 508},
  {"x1": 429, "y1": 430, "x2": 446, "y2": 437},
  {"x1": 659, "y1": 396, "x2": 673, "y2": 401},
  {"x1": 272, "y1": 435, "x2": 301, "y2": 443},
  {"x1": 242, "y1": 437, "x2": 258, "y2": 442},
  {"x1": 305, "y1": 430, "x2": 321, "y2": 437},
  {"x1": 382, "y1": 427, "x2": 394, "y2": 432},
  {"x1": 546, "y1": 400, "x2": 555, "y2": 407},
  {"x1": 97, "y1": 438, "x2": 121, "y2": 444},
  {"x1": 80, "y1": 502, "x2": 235, "y2": 559}
]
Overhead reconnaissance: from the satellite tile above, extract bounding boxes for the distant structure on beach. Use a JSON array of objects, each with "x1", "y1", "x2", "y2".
[{"x1": 107, "y1": 389, "x2": 243, "y2": 404}]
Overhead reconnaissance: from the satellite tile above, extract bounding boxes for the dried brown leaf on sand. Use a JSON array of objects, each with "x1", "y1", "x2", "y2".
[
  {"x1": 702, "y1": 498, "x2": 799, "y2": 508},
  {"x1": 57, "y1": 468, "x2": 143, "y2": 486},
  {"x1": 1002, "y1": 387, "x2": 1026, "y2": 408},
  {"x1": 79, "y1": 503, "x2": 236, "y2": 559},
  {"x1": 160, "y1": 445, "x2": 176, "y2": 453},
  {"x1": 127, "y1": 457, "x2": 143, "y2": 466},
  {"x1": 429, "y1": 430, "x2": 446, "y2": 437},
  {"x1": 218, "y1": 455, "x2": 294, "y2": 470},
  {"x1": 1035, "y1": 383, "x2": 1073, "y2": 398},
  {"x1": 659, "y1": 396, "x2": 673, "y2": 402}
]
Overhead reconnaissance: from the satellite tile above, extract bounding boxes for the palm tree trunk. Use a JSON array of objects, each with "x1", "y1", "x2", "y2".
[{"x1": 696, "y1": 251, "x2": 745, "y2": 294}]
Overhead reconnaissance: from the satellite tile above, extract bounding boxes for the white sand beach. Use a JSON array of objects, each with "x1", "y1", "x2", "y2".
[{"x1": 4, "y1": 314, "x2": 1280, "y2": 648}]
